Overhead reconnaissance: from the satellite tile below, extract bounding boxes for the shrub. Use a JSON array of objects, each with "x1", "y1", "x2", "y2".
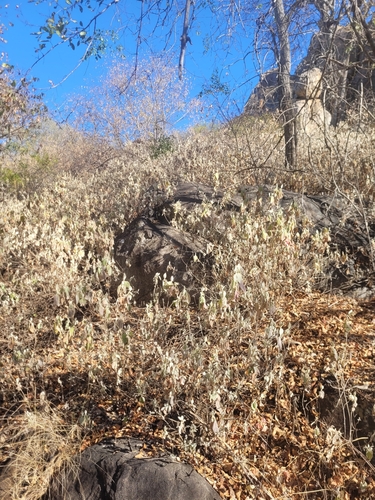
[
  {"x1": 0, "y1": 61, "x2": 46, "y2": 150},
  {"x1": 70, "y1": 55, "x2": 201, "y2": 147}
]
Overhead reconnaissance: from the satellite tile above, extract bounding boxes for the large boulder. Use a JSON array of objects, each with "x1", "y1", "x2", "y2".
[
  {"x1": 44, "y1": 437, "x2": 222, "y2": 500},
  {"x1": 240, "y1": 185, "x2": 375, "y2": 298},
  {"x1": 245, "y1": 67, "x2": 332, "y2": 132},
  {"x1": 115, "y1": 182, "x2": 375, "y2": 303},
  {"x1": 114, "y1": 216, "x2": 212, "y2": 304},
  {"x1": 294, "y1": 67, "x2": 323, "y2": 100},
  {"x1": 294, "y1": 68, "x2": 332, "y2": 135},
  {"x1": 245, "y1": 23, "x2": 375, "y2": 124},
  {"x1": 295, "y1": 99, "x2": 331, "y2": 136},
  {"x1": 295, "y1": 25, "x2": 356, "y2": 124},
  {"x1": 114, "y1": 182, "x2": 241, "y2": 304}
]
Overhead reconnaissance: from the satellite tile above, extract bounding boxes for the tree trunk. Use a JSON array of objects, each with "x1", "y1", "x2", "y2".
[
  {"x1": 273, "y1": 0, "x2": 297, "y2": 168},
  {"x1": 178, "y1": 0, "x2": 192, "y2": 80}
]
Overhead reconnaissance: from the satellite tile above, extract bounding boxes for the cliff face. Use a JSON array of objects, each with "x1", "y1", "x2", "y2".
[
  {"x1": 245, "y1": 70, "x2": 296, "y2": 115},
  {"x1": 245, "y1": 23, "x2": 375, "y2": 125},
  {"x1": 296, "y1": 24, "x2": 375, "y2": 124}
]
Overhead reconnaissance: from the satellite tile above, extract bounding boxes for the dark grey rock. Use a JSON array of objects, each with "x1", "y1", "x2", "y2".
[
  {"x1": 114, "y1": 216, "x2": 212, "y2": 304},
  {"x1": 114, "y1": 182, "x2": 241, "y2": 304},
  {"x1": 318, "y1": 375, "x2": 375, "y2": 440},
  {"x1": 154, "y1": 181, "x2": 242, "y2": 222},
  {"x1": 45, "y1": 438, "x2": 222, "y2": 500},
  {"x1": 239, "y1": 185, "x2": 375, "y2": 297},
  {"x1": 115, "y1": 182, "x2": 375, "y2": 303},
  {"x1": 239, "y1": 185, "x2": 344, "y2": 232}
]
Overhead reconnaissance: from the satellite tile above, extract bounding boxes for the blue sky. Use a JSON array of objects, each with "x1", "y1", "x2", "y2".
[{"x1": 1, "y1": 1, "x2": 260, "y2": 124}]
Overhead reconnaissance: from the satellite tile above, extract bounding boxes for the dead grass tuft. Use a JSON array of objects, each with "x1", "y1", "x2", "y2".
[{"x1": 0, "y1": 399, "x2": 81, "y2": 500}]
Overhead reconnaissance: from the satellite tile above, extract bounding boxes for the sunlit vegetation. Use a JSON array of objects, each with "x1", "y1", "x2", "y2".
[{"x1": 1, "y1": 55, "x2": 375, "y2": 499}]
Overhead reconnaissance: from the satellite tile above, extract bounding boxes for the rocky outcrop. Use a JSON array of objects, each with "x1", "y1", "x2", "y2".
[
  {"x1": 244, "y1": 70, "x2": 282, "y2": 115},
  {"x1": 114, "y1": 216, "x2": 212, "y2": 304},
  {"x1": 115, "y1": 182, "x2": 375, "y2": 304},
  {"x1": 245, "y1": 68, "x2": 332, "y2": 134},
  {"x1": 245, "y1": 23, "x2": 375, "y2": 125},
  {"x1": 294, "y1": 67, "x2": 323, "y2": 100},
  {"x1": 44, "y1": 437, "x2": 222, "y2": 500},
  {"x1": 296, "y1": 25, "x2": 358, "y2": 125},
  {"x1": 294, "y1": 68, "x2": 332, "y2": 136},
  {"x1": 114, "y1": 182, "x2": 241, "y2": 304}
]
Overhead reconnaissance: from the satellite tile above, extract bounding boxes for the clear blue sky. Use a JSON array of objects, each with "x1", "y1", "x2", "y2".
[{"x1": 1, "y1": 1, "x2": 260, "y2": 125}]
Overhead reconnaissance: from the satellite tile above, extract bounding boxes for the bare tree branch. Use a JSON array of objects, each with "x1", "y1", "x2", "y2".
[{"x1": 179, "y1": 0, "x2": 192, "y2": 80}]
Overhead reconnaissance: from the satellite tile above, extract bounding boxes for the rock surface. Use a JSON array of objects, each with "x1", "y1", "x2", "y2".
[
  {"x1": 245, "y1": 23, "x2": 375, "y2": 125},
  {"x1": 155, "y1": 181, "x2": 242, "y2": 219},
  {"x1": 114, "y1": 182, "x2": 240, "y2": 304},
  {"x1": 114, "y1": 216, "x2": 212, "y2": 304},
  {"x1": 295, "y1": 99, "x2": 331, "y2": 137},
  {"x1": 245, "y1": 68, "x2": 332, "y2": 134},
  {"x1": 293, "y1": 68, "x2": 332, "y2": 135},
  {"x1": 115, "y1": 182, "x2": 375, "y2": 303},
  {"x1": 44, "y1": 437, "x2": 222, "y2": 500},
  {"x1": 243, "y1": 70, "x2": 283, "y2": 115},
  {"x1": 294, "y1": 68, "x2": 323, "y2": 100},
  {"x1": 240, "y1": 185, "x2": 375, "y2": 297},
  {"x1": 318, "y1": 374, "x2": 375, "y2": 440}
]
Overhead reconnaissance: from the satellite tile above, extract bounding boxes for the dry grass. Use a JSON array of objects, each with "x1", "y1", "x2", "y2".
[
  {"x1": 0, "y1": 400, "x2": 81, "y2": 500},
  {"x1": 1, "y1": 114, "x2": 375, "y2": 499}
]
